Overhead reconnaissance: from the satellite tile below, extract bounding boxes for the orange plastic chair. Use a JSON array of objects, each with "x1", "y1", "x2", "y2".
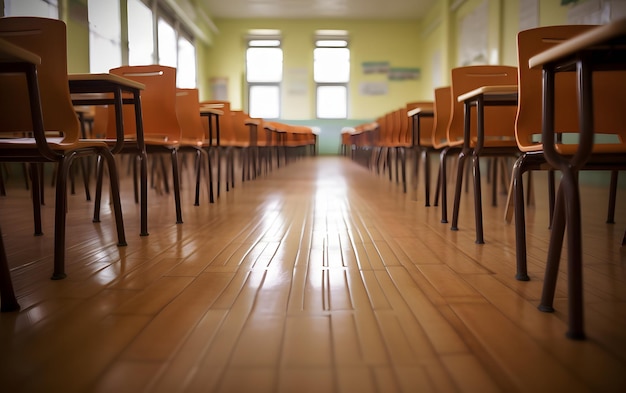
[
  {"x1": 200, "y1": 100, "x2": 242, "y2": 194},
  {"x1": 392, "y1": 107, "x2": 413, "y2": 192},
  {"x1": 0, "y1": 16, "x2": 126, "y2": 279},
  {"x1": 372, "y1": 112, "x2": 398, "y2": 181},
  {"x1": 511, "y1": 25, "x2": 626, "y2": 282},
  {"x1": 431, "y1": 86, "x2": 462, "y2": 223},
  {"x1": 406, "y1": 101, "x2": 435, "y2": 204},
  {"x1": 516, "y1": 23, "x2": 626, "y2": 340},
  {"x1": 231, "y1": 110, "x2": 255, "y2": 180},
  {"x1": 99, "y1": 64, "x2": 184, "y2": 224},
  {"x1": 446, "y1": 65, "x2": 519, "y2": 244},
  {"x1": 175, "y1": 88, "x2": 214, "y2": 205}
]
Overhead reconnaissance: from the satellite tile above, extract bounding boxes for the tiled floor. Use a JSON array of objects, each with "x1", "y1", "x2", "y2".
[{"x1": 1, "y1": 155, "x2": 625, "y2": 392}]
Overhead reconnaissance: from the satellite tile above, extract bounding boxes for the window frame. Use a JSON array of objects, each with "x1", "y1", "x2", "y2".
[
  {"x1": 88, "y1": 0, "x2": 122, "y2": 74},
  {"x1": 314, "y1": 34, "x2": 350, "y2": 119},
  {"x1": 245, "y1": 34, "x2": 283, "y2": 119},
  {"x1": 3, "y1": 0, "x2": 59, "y2": 18}
]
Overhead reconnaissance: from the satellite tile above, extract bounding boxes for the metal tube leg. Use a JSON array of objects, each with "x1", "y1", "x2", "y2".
[
  {"x1": 538, "y1": 184, "x2": 566, "y2": 313},
  {"x1": 472, "y1": 153, "x2": 484, "y2": 244},
  {"x1": 450, "y1": 150, "x2": 468, "y2": 231},
  {"x1": 513, "y1": 156, "x2": 530, "y2": 281}
]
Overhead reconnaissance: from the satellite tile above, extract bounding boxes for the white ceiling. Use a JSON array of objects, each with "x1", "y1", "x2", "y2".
[{"x1": 199, "y1": 0, "x2": 437, "y2": 20}]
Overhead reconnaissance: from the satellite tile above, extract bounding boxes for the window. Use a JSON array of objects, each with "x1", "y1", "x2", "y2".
[
  {"x1": 4, "y1": 0, "x2": 58, "y2": 18},
  {"x1": 157, "y1": 15, "x2": 177, "y2": 68},
  {"x1": 128, "y1": 2, "x2": 197, "y2": 88},
  {"x1": 246, "y1": 33, "x2": 282, "y2": 119},
  {"x1": 177, "y1": 34, "x2": 196, "y2": 88},
  {"x1": 314, "y1": 31, "x2": 350, "y2": 119},
  {"x1": 88, "y1": 0, "x2": 122, "y2": 73},
  {"x1": 128, "y1": 0, "x2": 154, "y2": 66},
  {"x1": 157, "y1": 15, "x2": 197, "y2": 87}
]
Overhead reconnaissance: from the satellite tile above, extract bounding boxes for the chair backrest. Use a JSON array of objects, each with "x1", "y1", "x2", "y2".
[
  {"x1": 375, "y1": 114, "x2": 388, "y2": 146},
  {"x1": 448, "y1": 65, "x2": 518, "y2": 145},
  {"x1": 515, "y1": 25, "x2": 626, "y2": 151},
  {"x1": 407, "y1": 101, "x2": 434, "y2": 147},
  {"x1": 0, "y1": 17, "x2": 80, "y2": 142},
  {"x1": 395, "y1": 107, "x2": 412, "y2": 146},
  {"x1": 175, "y1": 88, "x2": 205, "y2": 143},
  {"x1": 387, "y1": 109, "x2": 407, "y2": 146},
  {"x1": 431, "y1": 86, "x2": 452, "y2": 149},
  {"x1": 231, "y1": 110, "x2": 251, "y2": 145},
  {"x1": 108, "y1": 64, "x2": 181, "y2": 142}
]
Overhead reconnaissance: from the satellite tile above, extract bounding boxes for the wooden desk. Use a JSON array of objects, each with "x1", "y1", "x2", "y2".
[
  {"x1": 68, "y1": 73, "x2": 146, "y2": 153},
  {"x1": 529, "y1": 18, "x2": 626, "y2": 340},
  {"x1": 68, "y1": 73, "x2": 149, "y2": 236},
  {"x1": 199, "y1": 107, "x2": 223, "y2": 147},
  {"x1": 407, "y1": 106, "x2": 435, "y2": 205},
  {"x1": 200, "y1": 107, "x2": 223, "y2": 200},
  {"x1": 0, "y1": 38, "x2": 41, "y2": 312},
  {"x1": 407, "y1": 106, "x2": 434, "y2": 148},
  {"x1": 454, "y1": 85, "x2": 518, "y2": 244}
]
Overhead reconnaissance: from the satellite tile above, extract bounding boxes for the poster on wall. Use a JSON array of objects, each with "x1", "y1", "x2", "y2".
[
  {"x1": 432, "y1": 50, "x2": 442, "y2": 88},
  {"x1": 388, "y1": 67, "x2": 421, "y2": 81},
  {"x1": 567, "y1": 0, "x2": 626, "y2": 24},
  {"x1": 210, "y1": 77, "x2": 228, "y2": 101},
  {"x1": 362, "y1": 61, "x2": 390, "y2": 74},
  {"x1": 359, "y1": 82, "x2": 388, "y2": 96},
  {"x1": 519, "y1": 0, "x2": 539, "y2": 31}
]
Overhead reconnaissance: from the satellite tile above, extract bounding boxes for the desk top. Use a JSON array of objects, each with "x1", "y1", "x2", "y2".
[
  {"x1": 457, "y1": 85, "x2": 518, "y2": 103},
  {"x1": 200, "y1": 108, "x2": 224, "y2": 116},
  {"x1": 407, "y1": 107, "x2": 434, "y2": 117},
  {"x1": 529, "y1": 18, "x2": 626, "y2": 69},
  {"x1": 68, "y1": 73, "x2": 145, "y2": 90},
  {"x1": 0, "y1": 37, "x2": 40, "y2": 64}
]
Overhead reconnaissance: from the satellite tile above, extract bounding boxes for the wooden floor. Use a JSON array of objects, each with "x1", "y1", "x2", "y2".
[{"x1": 0, "y1": 154, "x2": 625, "y2": 392}]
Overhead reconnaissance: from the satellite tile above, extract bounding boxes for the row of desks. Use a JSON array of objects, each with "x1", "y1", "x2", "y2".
[{"x1": 407, "y1": 19, "x2": 626, "y2": 340}]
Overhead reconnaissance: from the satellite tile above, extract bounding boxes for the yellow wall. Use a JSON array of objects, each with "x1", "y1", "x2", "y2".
[{"x1": 204, "y1": 18, "x2": 424, "y2": 119}]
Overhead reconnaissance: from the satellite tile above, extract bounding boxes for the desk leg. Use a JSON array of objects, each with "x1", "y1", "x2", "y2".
[
  {"x1": 0, "y1": 227, "x2": 19, "y2": 312},
  {"x1": 539, "y1": 183, "x2": 565, "y2": 314},
  {"x1": 439, "y1": 147, "x2": 450, "y2": 223},
  {"x1": 140, "y1": 150, "x2": 149, "y2": 236},
  {"x1": 563, "y1": 169, "x2": 585, "y2": 340}
]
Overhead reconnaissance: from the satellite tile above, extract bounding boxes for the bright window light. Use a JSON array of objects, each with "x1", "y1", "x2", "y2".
[{"x1": 317, "y1": 85, "x2": 347, "y2": 119}]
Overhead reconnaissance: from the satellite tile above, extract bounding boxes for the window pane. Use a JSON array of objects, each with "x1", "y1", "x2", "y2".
[
  {"x1": 128, "y1": 0, "x2": 154, "y2": 65},
  {"x1": 177, "y1": 36, "x2": 196, "y2": 88},
  {"x1": 4, "y1": 0, "x2": 58, "y2": 17},
  {"x1": 90, "y1": 35, "x2": 122, "y2": 73},
  {"x1": 314, "y1": 47, "x2": 349, "y2": 83},
  {"x1": 88, "y1": 0, "x2": 121, "y2": 73},
  {"x1": 158, "y1": 17, "x2": 177, "y2": 67},
  {"x1": 249, "y1": 86, "x2": 280, "y2": 119},
  {"x1": 317, "y1": 85, "x2": 347, "y2": 119},
  {"x1": 246, "y1": 47, "x2": 283, "y2": 82}
]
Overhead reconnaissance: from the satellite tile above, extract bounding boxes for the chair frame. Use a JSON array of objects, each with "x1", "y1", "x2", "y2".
[{"x1": 0, "y1": 17, "x2": 126, "y2": 280}]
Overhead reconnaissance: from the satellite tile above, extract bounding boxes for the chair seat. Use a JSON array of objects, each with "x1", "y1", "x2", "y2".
[
  {"x1": 0, "y1": 137, "x2": 108, "y2": 151},
  {"x1": 519, "y1": 142, "x2": 626, "y2": 155},
  {"x1": 90, "y1": 136, "x2": 180, "y2": 148},
  {"x1": 470, "y1": 137, "x2": 518, "y2": 147}
]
